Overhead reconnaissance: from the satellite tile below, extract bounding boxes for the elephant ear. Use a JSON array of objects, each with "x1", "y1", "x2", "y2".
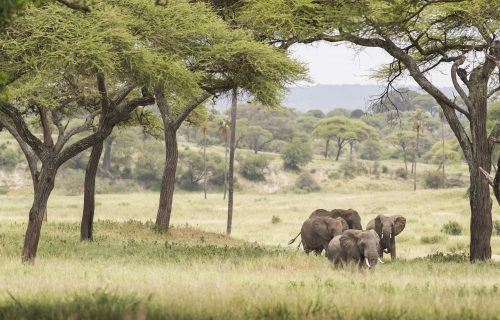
[
  {"x1": 312, "y1": 218, "x2": 331, "y2": 242},
  {"x1": 337, "y1": 217, "x2": 349, "y2": 232},
  {"x1": 374, "y1": 215, "x2": 383, "y2": 236},
  {"x1": 392, "y1": 215, "x2": 406, "y2": 236},
  {"x1": 340, "y1": 230, "x2": 361, "y2": 260}
]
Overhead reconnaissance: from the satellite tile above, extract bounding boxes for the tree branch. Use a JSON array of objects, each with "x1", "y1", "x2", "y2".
[
  {"x1": 479, "y1": 167, "x2": 494, "y2": 186},
  {"x1": 111, "y1": 83, "x2": 136, "y2": 106},
  {"x1": 451, "y1": 56, "x2": 474, "y2": 113},
  {"x1": 174, "y1": 92, "x2": 212, "y2": 130},
  {"x1": 39, "y1": 107, "x2": 54, "y2": 147},
  {"x1": 0, "y1": 103, "x2": 44, "y2": 156}
]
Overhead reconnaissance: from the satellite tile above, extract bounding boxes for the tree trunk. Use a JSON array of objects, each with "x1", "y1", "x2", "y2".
[
  {"x1": 203, "y1": 129, "x2": 207, "y2": 199},
  {"x1": 441, "y1": 120, "x2": 446, "y2": 181},
  {"x1": 468, "y1": 88, "x2": 492, "y2": 261},
  {"x1": 413, "y1": 129, "x2": 420, "y2": 191},
  {"x1": 223, "y1": 138, "x2": 228, "y2": 200},
  {"x1": 22, "y1": 168, "x2": 56, "y2": 263},
  {"x1": 102, "y1": 137, "x2": 113, "y2": 173},
  {"x1": 335, "y1": 139, "x2": 343, "y2": 161},
  {"x1": 80, "y1": 141, "x2": 104, "y2": 241},
  {"x1": 403, "y1": 147, "x2": 408, "y2": 174},
  {"x1": 227, "y1": 88, "x2": 237, "y2": 235},
  {"x1": 156, "y1": 124, "x2": 178, "y2": 231},
  {"x1": 349, "y1": 142, "x2": 353, "y2": 155}
]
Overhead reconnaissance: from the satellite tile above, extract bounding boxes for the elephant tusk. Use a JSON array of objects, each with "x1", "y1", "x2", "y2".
[
  {"x1": 378, "y1": 258, "x2": 384, "y2": 264},
  {"x1": 365, "y1": 257, "x2": 371, "y2": 268},
  {"x1": 390, "y1": 233, "x2": 392, "y2": 238},
  {"x1": 384, "y1": 249, "x2": 389, "y2": 253},
  {"x1": 381, "y1": 233, "x2": 383, "y2": 239}
]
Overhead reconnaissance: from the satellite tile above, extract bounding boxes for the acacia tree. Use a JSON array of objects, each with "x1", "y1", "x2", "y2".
[
  {"x1": 245, "y1": 0, "x2": 499, "y2": 260},
  {"x1": 313, "y1": 116, "x2": 376, "y2": 160},
  {"x1": 0, "y1": 3, "x2": 166, "y2": 261},
  {"x1": 387, "y1": 130, "x2": 416, "y2": 174}
]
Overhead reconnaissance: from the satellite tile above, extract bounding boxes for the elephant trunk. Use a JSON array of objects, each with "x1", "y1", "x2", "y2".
[
  {"x1": 381, "y1": 227, "x2": 392, "y2": 251},
  {"x1": 364, "y1": 245, "x2": 379, "y2": 269}
]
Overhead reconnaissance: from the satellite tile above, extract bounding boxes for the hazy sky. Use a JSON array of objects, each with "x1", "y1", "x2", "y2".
[{"x1": 290, "y1": 41, "x2": 453, "y2": 87}]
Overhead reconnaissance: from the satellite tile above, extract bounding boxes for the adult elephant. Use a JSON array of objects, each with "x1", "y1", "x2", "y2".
[
  {"x1": 326, "y1": 229, "x2": 381, "y2": 269},
  {"x1": 310, "y1": 208, "x2": 363, "y2": 230},
  {"x1": 288, "y1": 216, "x2": 349, "y2": 255},
  {"x1": 366, "y1": 214, "x2": 406, "y2": 260}
]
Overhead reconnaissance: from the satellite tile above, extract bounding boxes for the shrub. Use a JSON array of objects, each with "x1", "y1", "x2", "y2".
[
  {"x1": 339, "y1": 158, "x2": 368, "y2": 179},
  {"x1": 381, "y1": 165, "x2": 389, "y2": 174},
  {"x1": 176, "y1": 151, "x2": 225, "y2": 190},
  {"x1": 420, "y1": 235, "x2": 444, "y2": 244},
  {"x1": 295, "y1": 172, "x2": 319, "y2": 192},
  {"x1": 135, "y1": 152, "x2": 163, "y2": 190},
  {"x1": 424, "y1": 251, "x2": 469, "y2": 263},
  {"x1": 239, "y1": 155, "x2": 269, "y2": 181},
  {"x1": 0, "y1": 143, "x2": 21, "y2": 170},
  {"x1": 359, "y1": 140, "x2": 381, "y2": 160},
  {"x1": 328, "y1": 170, "x2": 340, "y2": 180},
  {"x1": 424, "y1": 171, "x2": 444, "y2": 189},
  {"x1": 282, "y1": 135, "x2": 313, "y2": 170},
  {"x1": 395, "y1": 168, "x2": 408, "y2": 179},
  {"x1": 271, "y1": 215, "x2": 281, "y2": 224},
  {"x1": 494, "y1": 220, "x2": 500, "y2": 236},
  {"x1": 441, "y1": 221, "x2": 462, "y2": 235}
]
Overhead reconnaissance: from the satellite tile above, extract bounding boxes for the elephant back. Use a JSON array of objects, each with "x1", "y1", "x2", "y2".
[
  {"x1": 309, "y1": 209, "x2": 331, "y2": 218},
  {"x1": 330, "y1": 209, "x2": 363, "y2": 230}
]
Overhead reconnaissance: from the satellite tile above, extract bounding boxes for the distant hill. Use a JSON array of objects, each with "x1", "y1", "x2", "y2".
[{"x1": 281, "y1": 84, "x2": 456, "y2": 113}]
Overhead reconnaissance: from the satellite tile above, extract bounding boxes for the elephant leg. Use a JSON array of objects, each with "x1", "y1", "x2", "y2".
[
  {"x1": 390, "y1": 237, "x2": 396, "y2": 260},
  {"x1": 314, "y1": 249, "x2": 323, "y2": 255}
]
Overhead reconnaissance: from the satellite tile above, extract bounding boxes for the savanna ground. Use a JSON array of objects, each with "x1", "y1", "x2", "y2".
[{"x1": 1, "y1": 159, "x2": 500, "y2": 319}]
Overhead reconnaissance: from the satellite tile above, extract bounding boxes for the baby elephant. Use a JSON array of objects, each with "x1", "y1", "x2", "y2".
[
  {"x1": 289, "y1": 216, "x2": 349, "y2": 255},
  {"x1": 327, "y1": 229, "x2": 382, "y2": 269},
  {"x1": 366, "y1": 214, "x2": 406, "y2": 260}
]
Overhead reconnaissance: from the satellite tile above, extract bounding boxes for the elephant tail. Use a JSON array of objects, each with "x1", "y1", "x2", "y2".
[{"x1": 288, "y1": 231, "x2": 301, "y2": 245}]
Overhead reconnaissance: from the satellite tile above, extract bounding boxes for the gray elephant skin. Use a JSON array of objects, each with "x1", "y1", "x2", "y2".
[
  {"x1": 366, "y1": 214, "x2": 406, "y2": 260},
  {"x1": 310, "y1": 208, "x2": 363, "y2": 230},
  {"x1": 289, "y1": 216, "x2": 349, "y2": 254},
  {"x1": 326, "y1": 229, "x2": 381, "y2": 269}
]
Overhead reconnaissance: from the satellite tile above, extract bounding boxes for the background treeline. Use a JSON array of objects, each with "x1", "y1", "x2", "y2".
[{"x1": 3, "y1": 88, "x2": 495, "y2": 194}]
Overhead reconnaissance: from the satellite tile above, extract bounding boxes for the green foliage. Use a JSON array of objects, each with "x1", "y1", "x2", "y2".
[
  {"x1": 239, "y1": 154, "x2": 269, "y2": 181},
  {"x1": 0, "y1": 143, "x2": 20, "y2": 170},
  {"x1": 423, "y1": 171, "x2": 444, "y2": 189},
  {"x1": 135, "y1": 152, "x2": 163, "y2": 190},
  {"x1": 339, "y1": 158, "x2": 368, "y2": 179},
  {"x1": 177, "y1": 150, "x2": 225, "y2": 190},
  {"x1": 313, "y1": 116, "x2": 378, "y2": 146},
  {"x1": 441, "y1": 221, "x2": 462, "y2": 236},
  {"x1": 359, "y1": 140, "x2": 381, "y2": 160},
  {"x1": 281, "y1": 134, "x2": 313, "y2": 170},
  {"x1": 271, "y1": 215, "x2": 281, "y2": 224},
  {"x1": 294, "y1": 172, "x2": 319, "y2": 192},
  {"x1": 381, "y1": 165, "x2": 389, "y2": 174},
  {"x1": 494, "y1": 220, "x2": 500, "y2": 236},
  {"x1": 429, "y1": 140, "x2": 462, "y2": 164},
  {"x1": 420, "y1": 235, "x2": 444, "y2": 244},
  {"x1": 394, "y1": 168, "x2": 408, "y2": 179},
  {"x1": 424, "y1": 251, "x2": 469, "y2": 263}
]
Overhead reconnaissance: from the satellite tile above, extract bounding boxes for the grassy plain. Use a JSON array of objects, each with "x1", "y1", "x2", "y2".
[{"x1": 1, "y1": 179, "x2": 500, "y2": 319}]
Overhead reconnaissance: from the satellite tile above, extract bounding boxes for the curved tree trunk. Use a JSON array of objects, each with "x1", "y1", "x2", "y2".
[
  {"x1": 22, "y1": 168, "x2": 56, "y2": 263},
  {"x1": 156, "y1": 124, "x2": 178, "y2": 231},
  {"x1": 227, "y1": 87, "x2": 237, "y2": 235},
  {"x1": 324, "y1": 139, "x2": 330, "y2": 159},
  {"x1": 335, "y1": 139, "x2": 343, "y2": 161},
  {"x1": 80, "y1": 141, "x2": 104, "y2": 241}
]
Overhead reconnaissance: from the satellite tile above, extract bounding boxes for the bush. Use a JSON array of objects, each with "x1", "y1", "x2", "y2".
[
  {"x1": 295, "y1": 172, "x2": 319, "y2": 192},
  {"x1": 423, "y1": 171, "x2": 444, "y2": 189},
  {"x1": 282, "y1": 135, "x2": 313, "y2": 170},
  {"x1": 339, "y1": 158, "x2": 368, "y2": 179},
  {"x1": 381, "y1": 165, "x2": 389, "y2": 174},
  {"x1": 239, "y1": 155, "x2": 269, "y2": 181},
  {"x1": 176, "y1": 151, "x2": 225, "y2": 190},
  {"x1": 441, "y1": 221, "x2": 462, "y2": 236},
  {"x1": 328, "y1": 170, "x2": 340, "y2": 180},
  {"x1": 135, "y1": 152, "x2": 163, "y2": 190},
  {"x1": 420, "y1": 235, "x2": 444, "y2": 244},
  {"x1": 0, "y1": 143, "x2": 21, "y2": 170},
  {"x1": 395, "y1": 168, "x2": 408, "y2": 179},
  {"x1": 271, "y1": 216, "x2": 281, "y2": 224},
  {"x1": 424, "y1": 251, "x2": 469, "y2": 263},
  {"x1": 494, "y1": 220, "x2": 500, "y2": 236},
  {"x1": 359, "y1": 140, "x2": 381, "y2": 160}
]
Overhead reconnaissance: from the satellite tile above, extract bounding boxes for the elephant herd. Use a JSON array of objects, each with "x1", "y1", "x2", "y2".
[{"x1": 288, "y1": 209, "x2": 406, "y2": 269}]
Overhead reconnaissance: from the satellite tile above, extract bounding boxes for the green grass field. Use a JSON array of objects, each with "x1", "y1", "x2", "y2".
[{"x1": 1, "y1": 184, "x2": 500, "y2": 319}]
